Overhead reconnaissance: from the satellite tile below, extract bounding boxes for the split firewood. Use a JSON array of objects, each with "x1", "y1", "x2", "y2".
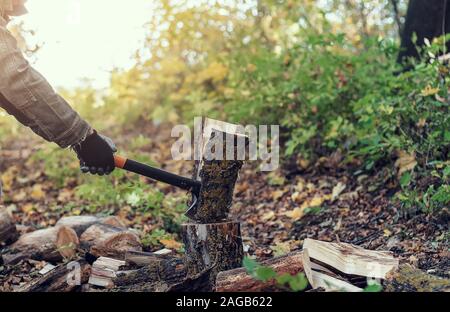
[
  {"x1": 303, "y1": 238, "x2": 399, "y2": 279},
  {"x1": 1, "y1": 226, "x2": 79, "y2": 265},
  {"x1": 19, "y1": 260, "x2": 91, "y2": 292},
  {"x1": 189, "y1": 118, "x2": 248, "y2": 223},
  {"x1": 56, "y1": 215, "x2": 126, "y2": 236},
  {"x1": 215, "y1": 251, "x2": 305, "y2": 292},
  {"x1": 88, "y1": 257, "x2": 126, "y2": 289},
  {"x1": 80, "y1": 223, "x2": 142, "y2": 259},
  {"x1": 302, "y1": 239, "x2": 399, "y2": 292},
  {"x1": 0, "y1": 207, "x2": 18, "y2": 245},
  {"x1": 182, "y1": 221, "x2": 244, "y2": 278}
]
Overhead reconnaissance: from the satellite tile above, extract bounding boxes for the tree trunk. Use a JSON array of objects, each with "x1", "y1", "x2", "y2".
[
  {"x1": 398, "y1": 0, "x2": 450, "y2": 62},
  {"x1": 80, "y1": 223, "x2": 142, "y2": 260},
  {"x1": 215, "y1": 251, "x2": 305, "y2": 292},
  {"x1": 384, "y1": 264, "x2": 450, "y2": 292},
  {"x1": 0, "y1": 208, "x2": 18, "y2": 246},
  {"x1": 181, "y1": 221, "x2": 243, "y2": 278},
  {"x1": 1, "y1": 226, "x2": 79, "y2": 265}
]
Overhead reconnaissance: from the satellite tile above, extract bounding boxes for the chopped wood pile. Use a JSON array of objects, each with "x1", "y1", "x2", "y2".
[{"x1": 2, "y1": 206, "x2": 448, "y2": 293}]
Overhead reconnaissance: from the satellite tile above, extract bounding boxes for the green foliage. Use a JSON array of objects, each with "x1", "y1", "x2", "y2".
[
  {"x1": 364, "y1": 280, "x2": 383, "y2": 292},
  {"x1": 243, "y1": 257, "x2": 308, "y2": 292}
]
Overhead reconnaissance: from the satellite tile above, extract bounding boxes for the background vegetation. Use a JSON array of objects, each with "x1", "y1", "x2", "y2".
[{"x1": 1, "y1": 0, "x2": 448, "y2": 247}]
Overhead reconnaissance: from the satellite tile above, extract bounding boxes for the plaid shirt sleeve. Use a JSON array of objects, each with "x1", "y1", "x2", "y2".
[{"x1": 0, "y1": 16, "x2": 92, "y2": 148}]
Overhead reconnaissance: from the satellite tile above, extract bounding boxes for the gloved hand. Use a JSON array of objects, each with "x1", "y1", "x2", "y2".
[{"x1": 72, "y1": 130, "x2": 117, "y2": 175}]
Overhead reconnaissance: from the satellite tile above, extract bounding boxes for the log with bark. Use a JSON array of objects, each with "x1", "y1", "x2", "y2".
[
  {"x1": 80, "y1": 223, "x2": 142, "y2": 260},
  {"x1": 125, "y1": 250, "x2": 172, "y2": 267},
  {"x1": 112, "y1": 257, "x2": 187, "y2": 292},
  {"x1": 0, "y1": 207, "x2": 18, "y2": 246},
  {"x1": 182, "y1": 221, "x2": 243, "y2": 278},
  {"x1": 189, "y1": 118, "x2": 247, "y2": 223},
  {"x1": 215, "y1": 251, "x2": 305, "y2": 292},
  {"x1": 384, "y1": 264, "x2": 450, "y2": 292},
  {"x1": 19, "y1": 260, "x2": 91, "y2": 292},
  {"x1": 1, "y1": 226, "x2": 79, "y2": 265}
]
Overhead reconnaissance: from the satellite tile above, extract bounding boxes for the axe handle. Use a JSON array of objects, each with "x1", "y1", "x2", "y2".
[{"x1": 114, "y1": 155, "x2": 201, "y2": 193}]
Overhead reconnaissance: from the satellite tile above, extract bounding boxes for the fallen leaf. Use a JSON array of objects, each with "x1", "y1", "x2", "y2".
[
  {"x1": 261, "y1": 210, "x2": 275, "y2": 221},
  {"x1": 30, "y1": 184, "x2": 46, "y2": 200},
  {"x1": 272, "y1": 190, "x2": 285, "y2": 200},
  {"x1": 421, "y1": 85, "x2": 439, "y2": 96},
  {"x1": 270, "y1": 241, "x2": 291, "y2": 257},
  {"x1": 395, "y1": 150, "x2": 417, "y2": 178},
  {"x1": 331, "y1": 182, "x2": 346, "y2": 201},
  {"x1": 285, "y1": 207, "x2": 305, "y2": 221},
  {"x1": 160, "y1": 238, "x2": 183, "y2": 250}
]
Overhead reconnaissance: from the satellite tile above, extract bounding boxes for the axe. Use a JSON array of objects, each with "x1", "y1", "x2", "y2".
[{"x1": 113, "y1": 155, "x2": 201, "y2": 219}]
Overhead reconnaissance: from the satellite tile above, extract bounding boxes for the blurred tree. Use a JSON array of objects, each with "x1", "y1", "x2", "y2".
[{"x1": 398, "y1": 0, "x2": 450, "y2": 62}]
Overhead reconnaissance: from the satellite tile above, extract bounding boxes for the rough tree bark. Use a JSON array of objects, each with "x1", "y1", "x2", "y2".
[
  {"x1": 0, "y1": 208, "x2": 18, "y2": 245},
  {"x1": 181, "y1": 221, "x2": 243, "y2": 277},
  {"x1": 398, "y1": 0, "x2": 450, "y2": 63}
]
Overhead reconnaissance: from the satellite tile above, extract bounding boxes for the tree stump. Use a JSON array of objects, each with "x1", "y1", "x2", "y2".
[
  {"x1": 181, "y1": 118, "x2": 247, "y2": 290},
  {"x1": 182, "y1": 221, "x2": 243, "y2": 277},
  {"x1": 0, "y1": 207, "x2": 18, "y2": 245}
]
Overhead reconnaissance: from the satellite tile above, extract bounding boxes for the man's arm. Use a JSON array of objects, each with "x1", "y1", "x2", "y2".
[
  {"x1": 0, "y1": 18, "x2": 116, "y2": 175},
  {"x1": 0, "y1": 18, "x2": 91, "y2": 148}
]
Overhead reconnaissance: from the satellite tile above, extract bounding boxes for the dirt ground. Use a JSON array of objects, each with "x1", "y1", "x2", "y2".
[{"x1": 0, "y1": 123, "x2": 448, "y2": 291}]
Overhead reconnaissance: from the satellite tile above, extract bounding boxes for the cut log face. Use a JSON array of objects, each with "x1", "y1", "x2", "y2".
[
  {"x1": 80, "y1": 223, "x2": 142, "y2": 259},
  {"x1": 181, "y1": 221, "x2": 243, "y2": 278},
  {"x1": 215, "y1": 251, "x2": 305, "y2": 292},
  {"x1": 1, "y1": 226, "x2": 80, "y2": 265},
  {"x1": 0, "y1": 207, "x2": 18, "y2": 245},
  {"x1": 55, "y1": 226, "x2": 79, "y2": 260}
]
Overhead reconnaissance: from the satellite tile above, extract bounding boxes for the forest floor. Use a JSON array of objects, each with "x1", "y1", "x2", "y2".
[{"x1": 0, "y1": 122, "x2": 448, "y2": 291}]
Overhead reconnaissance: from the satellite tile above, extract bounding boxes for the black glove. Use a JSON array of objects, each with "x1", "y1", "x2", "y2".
[{"x1": 72, "y1": 130, "x2": 117, "y2": 175}]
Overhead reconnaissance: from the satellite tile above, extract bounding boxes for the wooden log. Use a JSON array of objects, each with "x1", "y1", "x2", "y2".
[
  {"x1": 56, "y1": 215, "x2": 126, "y2": 236},
  {"x1": 1, "y1": 226, "x2": 79, "y2": 265},
  {"x1": 181, "y1": 221, "x2": 243, "y2": 279},
  {"x1": 20, "y1": 260, "x2": 91, "y2": 292},
  {"x1": 0, "y1": 207, "x2": 18, "y2": 245},
  {"x1": 384, "y1": 264, "x2": 450, "y2": 292},
  {"x1": 215, "y1": 251, "x2": 305, "y2": 292},
  {"x1": 80, "y1": 223, "x2": 142, "y2": 259},
  {"x1": 125, "y1": 250, "x2": 171, "y2": 267},
  {"x1": 113, "y1": 257, "x2": 187, "y2": 292},
  {"x1": 189, "y1": 118, "x2": 247, "y2": 223}
]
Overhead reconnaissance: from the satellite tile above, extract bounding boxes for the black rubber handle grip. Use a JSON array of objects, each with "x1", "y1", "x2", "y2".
[{"x1": 114, "y1": 155, "x2": 201, "y2": 194}]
